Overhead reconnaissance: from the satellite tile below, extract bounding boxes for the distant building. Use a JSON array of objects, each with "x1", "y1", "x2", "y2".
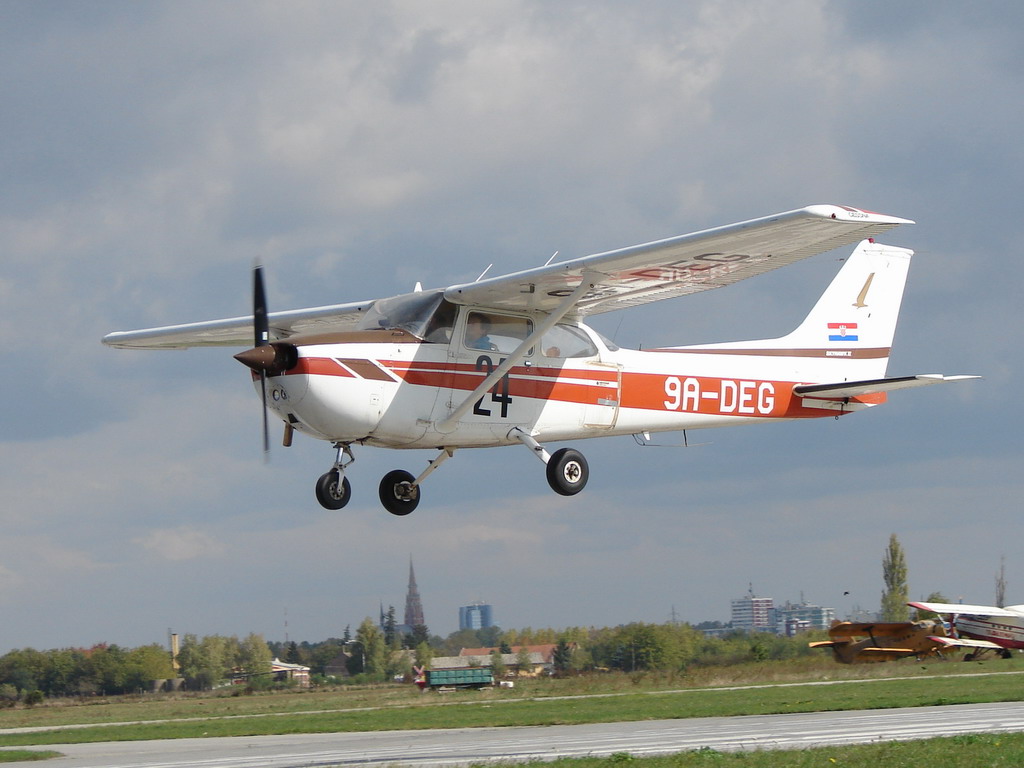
[
  {"x1": 731, "y1": 591, "x2": 774, "y2": 632},
  {"x1": 459, "y1": 602, "x2": 494, "y2": 630},
  {"x1": 231, "y1": 658, "x2": 310, "y2": 688},
  {"x1": 431, "y1": 643, "x2": 570, "y2": 677},
  {"x1": 847, "y1": 605, "x2": 880, "y2": 623},
  {"x1": 404, "y1": 558, "x2": 426, "y2": 629},
  {"x1": 380, "y1": 557, "x2": 428, "y2": 638},
  {"x1": 270, "y1": 658, "x2": 311, "y2": 687},
  {"x1": 774, "y1": 601, "x2": 835, "y2": 634}
]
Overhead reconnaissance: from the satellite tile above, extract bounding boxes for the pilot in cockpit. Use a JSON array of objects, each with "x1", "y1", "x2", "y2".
[{"x1": 465, "y1": 313, "x2": 497, "y2": 351}]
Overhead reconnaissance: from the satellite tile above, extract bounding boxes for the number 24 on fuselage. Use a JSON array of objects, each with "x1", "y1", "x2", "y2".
[{"x1": 103, "y1": 204, "x2": 978, "y2": 515}]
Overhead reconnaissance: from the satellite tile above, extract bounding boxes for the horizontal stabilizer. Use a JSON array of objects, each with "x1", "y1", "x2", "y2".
[
  {"x1": 794, "y1": 374, "x2": 980, "y2": 399},
  {"x1": 928, "y1": 636, "x2": 1004, "y2": 650}
]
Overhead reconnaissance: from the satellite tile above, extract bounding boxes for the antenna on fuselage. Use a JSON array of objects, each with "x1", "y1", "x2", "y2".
[
  {"x1": 475, "y1": 264, "x2": 493, "y2": 282},
  {"x1": 544, "y1": 250, "x2": 559, "y2": 266}
]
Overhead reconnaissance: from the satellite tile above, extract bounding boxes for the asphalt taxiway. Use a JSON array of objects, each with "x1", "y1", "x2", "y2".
[{"x1": 12, "y1": 701, "x2": 1024, "y2": 768}]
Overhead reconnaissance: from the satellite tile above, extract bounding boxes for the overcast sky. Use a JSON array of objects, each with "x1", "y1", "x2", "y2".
[{"x1": 2, "y1": 0, "x2": 1021, "y2": 652}]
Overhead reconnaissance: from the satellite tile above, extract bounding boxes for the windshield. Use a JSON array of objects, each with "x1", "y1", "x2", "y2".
[
  {"x1": 589, "y1": 327, "x2": 620, "y2": 352},
  {"x1": 357, "y1": 290, "x2": 457, "y2": 342}
]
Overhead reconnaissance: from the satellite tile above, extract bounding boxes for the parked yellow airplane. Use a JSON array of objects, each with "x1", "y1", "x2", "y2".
[{"x1": 809, "y1": 620, "x2": 958, "y2": 663}]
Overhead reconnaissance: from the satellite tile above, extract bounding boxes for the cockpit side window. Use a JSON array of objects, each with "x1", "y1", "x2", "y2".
[
  {"x1": 541, "y1": 324, "x2": 598, "y2": 358},
  {"x1": 464, "y1": 311, "x2": 533, "y2": 355}
]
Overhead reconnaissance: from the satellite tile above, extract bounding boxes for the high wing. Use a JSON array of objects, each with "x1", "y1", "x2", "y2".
[
  {"x1": 909, "y1": 601, "x2": 1023, "y2": 617},
  {"x1": 102, "y1": 300, "x2": 374, "y2": 350},
  {"x1": 103, "y1": 204, "x2": 910, "y2": 350},
  {"x1": 823, "y1": 622, "x2": 925, "y2": 638},
  {"x1": 444, "y1": 204, "x2": 912, "y2": 315}
]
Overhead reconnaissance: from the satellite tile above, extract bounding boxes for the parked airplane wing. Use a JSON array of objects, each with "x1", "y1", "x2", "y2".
[
  {"x1": 856, "y1": 647, "x2": 923, "y2": 659},
  {"x1": 445, "y1": 205, "x2": 912, "y2": 315},
  {"x1": 909, "y1": 601, "x2": 1021, "y2": 617},
  {"x1": 928, "y1": 636, "x2": 1005, "y2": 650}
]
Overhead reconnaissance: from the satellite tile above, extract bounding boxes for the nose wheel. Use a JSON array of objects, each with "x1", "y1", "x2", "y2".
[
  {"x1": 315, "y1": 442, "x2": 356, "y2": 511},
  {"x1": 315, "y1": 471, "x2": 351, "y2": 510}
]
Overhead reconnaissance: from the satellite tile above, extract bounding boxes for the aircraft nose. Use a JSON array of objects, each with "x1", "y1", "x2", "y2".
[
  {"x1": 234, "y1": 345, "x2": 277, "y2": 370},
  {"x1": 234, "y1": 343, "x2": 299, "y2": 375}
]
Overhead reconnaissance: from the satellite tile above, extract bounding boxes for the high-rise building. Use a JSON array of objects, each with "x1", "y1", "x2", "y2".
[
  {"x1": 459, "y1": 602, "x2": 494, "y2": 630},
  {"x1": 730, "y1": 589, "x2": 774, "y2": 632},
  {"x1": 404, "y1": 558, "x2": 425, "y2": 629}
]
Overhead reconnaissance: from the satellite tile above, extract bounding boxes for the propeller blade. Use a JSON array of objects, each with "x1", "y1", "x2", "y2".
[
  {"x1": 260, "y1": 371, "x2": 270, "y2": 456},
  {"x1": 253, "y1": 264, "x2": 269, "y2": 347},
  {"x1": 253, "y1": 263, "x2": 270, "y2": 457}
]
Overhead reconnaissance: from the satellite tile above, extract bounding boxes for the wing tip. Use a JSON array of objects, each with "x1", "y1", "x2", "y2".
[{"x1": 804, "y1": 204, "x2": 915, "y2": 226}]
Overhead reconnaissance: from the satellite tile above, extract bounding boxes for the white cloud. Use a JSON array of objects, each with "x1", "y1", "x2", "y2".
[{"x1": 135, "y1": 526, "x2": 226, "y2": 562}]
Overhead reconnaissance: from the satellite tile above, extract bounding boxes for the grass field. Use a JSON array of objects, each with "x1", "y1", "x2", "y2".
[
  {"x1": 0, "y1": 751, "x2": 61, "y2": 763},
  {"x1": 1, "y1": 656, "x2": 1023, "y2": 750},
  {"x1": 535, "y1": 732, "x2": 1024, "y2": 767}
]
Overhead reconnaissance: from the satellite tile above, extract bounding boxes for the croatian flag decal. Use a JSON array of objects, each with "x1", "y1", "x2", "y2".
[{"x1": 828, "y1": 322, "x2": 859, "y2": 341}]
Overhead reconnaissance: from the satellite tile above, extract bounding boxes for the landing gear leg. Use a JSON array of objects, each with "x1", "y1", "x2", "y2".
[
  {"x1": 512, "y1": 429, "x2": 589, "y2": 497},
  {"x1": 316, "y1": 443, "x2": 355, "y2": 510}
]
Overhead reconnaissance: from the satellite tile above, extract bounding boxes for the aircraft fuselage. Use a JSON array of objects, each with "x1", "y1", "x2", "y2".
[{"x1": 258, "y1": 322, "x2": 877, "y2": 451}]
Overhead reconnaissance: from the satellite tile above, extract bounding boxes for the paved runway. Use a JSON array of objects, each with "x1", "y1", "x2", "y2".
[{"x1": 11, "y1": 701, "x2": 1024, "y2": 768}]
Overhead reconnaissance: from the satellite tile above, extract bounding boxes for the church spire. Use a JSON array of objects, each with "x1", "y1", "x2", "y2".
[{"x1": 404, "y1": 556, "x2": 425, "y2": 629}]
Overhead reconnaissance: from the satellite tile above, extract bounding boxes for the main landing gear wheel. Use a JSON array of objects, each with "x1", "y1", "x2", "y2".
[
  {"x1": 546, "y1": 447, "x2": 589, "y2": 496},
  {"x1": 315, "y1": 471, "x2": 351, "y2": 510},
  {"x1": 379, "y1": 469, "x2": 420, "y2": 516}
]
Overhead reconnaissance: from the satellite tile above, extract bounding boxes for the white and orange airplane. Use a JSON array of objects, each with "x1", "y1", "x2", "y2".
[
  {"x1": 103, "y1": 205, "x2": 977, "y2": 515},
  {"x1": 909, "y1": 601, "x2": 1024, "y2": 659}
]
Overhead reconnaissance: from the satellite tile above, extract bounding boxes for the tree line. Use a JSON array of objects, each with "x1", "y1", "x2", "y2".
[
  {"x1": 0, "y1": 632, "x2": 272, "y2": 703},
  {"x1": 5, "y1": 534, "x2": 978, "y2": 701},
  {"x1": 0, "y1": 618, "x2": 825, "y2": 703}
]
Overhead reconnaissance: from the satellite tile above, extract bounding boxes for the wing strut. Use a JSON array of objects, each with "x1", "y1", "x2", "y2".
[{"x1": 436, "y1": 272, "x2": 600, "y2": 432}]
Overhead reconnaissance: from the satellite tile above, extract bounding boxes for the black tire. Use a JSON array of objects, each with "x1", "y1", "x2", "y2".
[
  {"x1": 379, "y1": 469, "x2": 420, "y2": 516},
  {"x1": 315, "y1": 471, "x2": 351, "y2": 510},
  {"x1": 546, "y1": 448, "x2": 589, "y2": 496}
]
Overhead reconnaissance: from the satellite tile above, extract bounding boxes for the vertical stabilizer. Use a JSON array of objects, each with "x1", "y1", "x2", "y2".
[
  {"x1": 678, "y1": 240, "x2": 913, "y2": 382},
  {"x1": 776, "y1": 239, "x2": 912, "y2": 357}
]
